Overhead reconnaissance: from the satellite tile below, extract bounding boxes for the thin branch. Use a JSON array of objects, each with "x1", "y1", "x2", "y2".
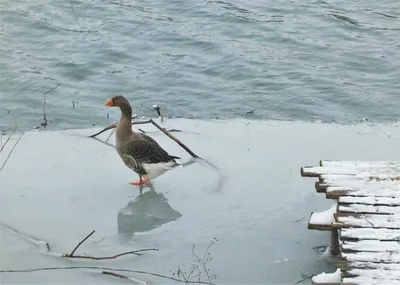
[
  {"x1": 0, "y1": 133, "x2": 22, "y2": 173},
  {"x1": 90, "y1": 119, "x2": 200, "y2": 158},
  {"x1": 192, "y1": 246, "x2": 212, "y2": 284},
  {"x1": 63, "y1": 248, "x2": 158, "y2": 260},
  {"x1": 42, "y1": 83, "x2": 60, "y2": 128},
  {"x1": 89, "y1": 123, "x2": 117, "y2": 138},
  {"x1": 62, "y1": 230, "x2": 157, "y2": 260},
  {"x1": 64, "y1": 230, "x2": 95, "y2": 257},
  {"x1": 102, "y1": 271, "x2": 148, "y2": 284},
  {"x1": 0, "y1": 266, "x2": 215, "y2": 284},
  {"x1": 0, "y1": 125, "x2": 17, "y2": 153}
]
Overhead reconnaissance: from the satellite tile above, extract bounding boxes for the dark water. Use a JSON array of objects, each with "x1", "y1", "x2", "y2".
[{"x1": 1, "y1": 0, "x2": 400, "y2": 131}]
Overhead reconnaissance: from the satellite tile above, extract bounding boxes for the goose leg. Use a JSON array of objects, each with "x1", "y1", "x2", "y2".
[{"x1": 129, "y1": 174, "x2": 149, "y2": 186}]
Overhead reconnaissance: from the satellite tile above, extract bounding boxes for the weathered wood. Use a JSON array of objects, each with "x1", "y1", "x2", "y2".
[
  {"x1": 341, "y1": 240, "x2": 400, "y2": 253},
  {"x1": 320, "y1": 160, "x2": 400, "y2": 168},
  {"x1": 301, "y1": 165, "x2": 400, "y2": 178},
  {"x1": 340, "y1": 228, "x2": 400, "y2": 241},
  {"x1": 339, "y1": 196, "x2": 400, "y2": 206},
  {"x1": 336, "y1": 213, "x2": 400, "y2": 229},
  {"x1": 343, "y1": 251, "x2": 400, "y2": 263},
  {"x1": 347, "y1": 261, "x2": 400, "y2": 270},
  {"x1": 304, "y1": 161, "x2": 400, "y2": 284},
  {"x1": 327, "y1": 187, "x2": 400, "y2": 199},
  {"x1": 331, "y1": 229, "x2": 340, "y2": 255},
  {"x1": 308, "y1": 203, "x2": 337, "y2": 231},
  {"x1": 342, "y1": 276, "x2": 400, "y2": 285},
  {"x1": 315, "y1": 182, "x2": 327, "y2": 193},
  {"x1": 338, "y1": 203, "x2": 400, "y2": 215},
  {"x1": 345, "y1": 268, "x2": 400, "y2": 280}
]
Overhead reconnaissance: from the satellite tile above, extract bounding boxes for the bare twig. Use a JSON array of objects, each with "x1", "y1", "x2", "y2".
[
  {"x1": 91, "y1": 119, "x2": 200, "y2": 158},
  {"x1": 0, "y1": 125, "x2": 17, "y2": 153},
  {"x1": 294, "y1": 273, "x2": 313, "y2": 284},
  {"x1": 102, "y1": 271, "x2": 148, "y2": 284},
  {"x1": 62, "y1": 230, "x2": 157, "y2": 260},
  {"x1": 89, "y1": 123, "x2": 117, "y2": 138},
  {"x1": 63, "y1": 249, "x2": 158, "y2": 260},
  {"x1": 64, "y1": 230, "x2": 95, "y2": 257},
  {"x1": 0, "y1": 133, "x2": 22, "y2": 173},
  {"x1": 42, "y1": 83, "x2": 60, "y2": 128},
  {"x1": 0, "y1": 266, "x2": 214, "y2": 284}
]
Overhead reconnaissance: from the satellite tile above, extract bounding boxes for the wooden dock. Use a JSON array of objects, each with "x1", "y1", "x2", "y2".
[{"x1": 301, "y1": 160, "x2": 400, "y2": 285}]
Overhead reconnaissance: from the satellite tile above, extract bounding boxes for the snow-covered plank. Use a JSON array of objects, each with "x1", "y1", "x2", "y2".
[
  {"x1": 343, "y1": 276, "x2": 400, "y2": 285},
  {"x1": 343, "y1": 251, "x2": 400, "y2": 263},
  {"x1": 340, "y1": 228, "x2": 400, "y2": 241},
  {"x1": 301, "y1": 165, "x2": 400, "y2": 178},
  {"x1": 347, "y1": 261, "x2": 400, "y2": 270},
  {"x1": 336, "y1": 213, "x2": 400, "y2": 229},
  {"x1": 320, "y1": 160, "x2": 400, "y2": 168},
  {"x1": 341, "y1": 240, "x2": 400, "y2": 253},
  {"x1": 308, "y1": 202, "x2": 337, "y2": 230},
  {"x1": 346, "y1": 268, "x2": 400, "y2": 280},
  {"x1": 327, "y1": 187, "x2": 400, "y2": 199},
  {"x1": 339, "y1": 196, "x2": 400, "y2": 206},
  {"x1": 338, "y1": 203, "x2": 400, "y2": 215},
  {"x1": 321, "y1": 174, "x2": 400, "y2": 185}
]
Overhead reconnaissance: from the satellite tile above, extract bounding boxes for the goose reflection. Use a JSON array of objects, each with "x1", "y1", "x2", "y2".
[{"x1": 117, "y1": 187, "x2": 182, "y2": 234}]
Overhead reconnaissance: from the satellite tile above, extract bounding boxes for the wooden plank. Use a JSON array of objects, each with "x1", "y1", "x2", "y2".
[
  {"x1": 347, "y1": 261, "x2": 400, "y2": 270},
  {"x1": 315, "y1": 182, "x2": 327, "y2": 193},
  {"x1": 336, "y1": 213, "x2": 400, "y2": 229},
  {"x1": 340, "y1": 228, "x2": 400, "y2": 241},
  {"x1": 341, "y1": 240, "x2": 400, "y2": 253},
  {"x1": 301, "y1": 165, "x2": 400, "y2": 178},
  {"x1": 338, "y1": 203, "x2": 400, "y2": 215},
  {"x1": 343, "y1": 276, "x2": 400, "y2": 285},
  {"x1": 327, "y1": 187, "x2": 400, "y2": 199},
  {"x1": 343, "y1": 251, "x2": 400, "y2": 263},
  {"x1": 320, "y1": 160, "x2": 400, "y2": 167},
  {"x1": 339, "y1": 196, "x2": 400, "y2": 206},
  {"x1": 308, "y1": 203, "x2": 337, "y2": 230},
  {"x1": 345, "y1": 268, "x2": 400, "y2": 281}
]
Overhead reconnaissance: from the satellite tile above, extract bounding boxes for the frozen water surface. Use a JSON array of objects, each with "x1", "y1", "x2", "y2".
[{"x1": 2, "y1": 119, "x2": 400, "y2": 284}]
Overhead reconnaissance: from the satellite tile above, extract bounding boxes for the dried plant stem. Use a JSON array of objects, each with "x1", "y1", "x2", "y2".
[
  {"x1": 64, "y1": 230, "x2": 95, "y2": 257},
  {"x1": 42, "y1": 83, "x2": 61, "y2": 128},
  {"x1": 90, "y1": 119, "x2": 200, "y2": 159},
  {"x1": 62, "y1": 230, "x2": 158, "y2": 260},
  {"x1": 0, "y1": 133, "x2": 22, "y2": 173},
  {"x1": 0, "y1": 126, "x2": 17, "y2": 153},
  {"x1": 0, "y1": 266, "x2": 214, "y2": 284},
  {"x1": 102, "y1": 271, "x2": 148, "y2": 284},
  {"x1": 64, "y1": 249, "x2": 158, "y2": 260}
]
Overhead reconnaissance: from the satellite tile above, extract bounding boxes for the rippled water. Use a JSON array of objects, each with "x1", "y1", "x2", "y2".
[{"x1": 1, "y1": 0, "x2": 400, "y2": 131}]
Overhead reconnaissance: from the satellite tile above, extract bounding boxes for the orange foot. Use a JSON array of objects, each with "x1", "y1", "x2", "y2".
[{"x1": 129, "y1": 177, "x2": 150, "y2": 185}]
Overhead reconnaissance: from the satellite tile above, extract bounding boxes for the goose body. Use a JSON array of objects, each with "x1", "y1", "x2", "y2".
[{"x1": 105, "y1": 95, "x2": 180, "y2": 185}]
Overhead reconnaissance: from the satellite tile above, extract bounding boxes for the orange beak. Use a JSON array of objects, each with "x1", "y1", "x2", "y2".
[{"x1": 104, "y1": 98, "x2": 114, "y2": 106}]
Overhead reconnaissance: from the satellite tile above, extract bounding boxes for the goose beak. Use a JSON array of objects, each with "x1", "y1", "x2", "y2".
[{"x1": 105, "y1": 98, "x2": 114, "y2": 106}]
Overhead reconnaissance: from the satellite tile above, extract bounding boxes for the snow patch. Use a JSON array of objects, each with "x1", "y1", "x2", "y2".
[
  {"x1": 312, "y1": 268, "x2": 341, "y2": 283},
  {"x1": 309, "y1": 202, "x2": 337, "y2": 225}
]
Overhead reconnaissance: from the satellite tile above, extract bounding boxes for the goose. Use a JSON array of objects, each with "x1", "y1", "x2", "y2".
[{"x1": 104, "y1": 95, "x2": 181, "y2": 186}]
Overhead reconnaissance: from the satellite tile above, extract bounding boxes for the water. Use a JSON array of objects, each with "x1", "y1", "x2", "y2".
[{"x1": 1, "y1": 0, "x2": 400, "y2": 131}]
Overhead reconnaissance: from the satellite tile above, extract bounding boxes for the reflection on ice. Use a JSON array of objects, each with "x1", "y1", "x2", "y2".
[{"x1": 117, "y1": 189, "x2": 182, "y2": 234}]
